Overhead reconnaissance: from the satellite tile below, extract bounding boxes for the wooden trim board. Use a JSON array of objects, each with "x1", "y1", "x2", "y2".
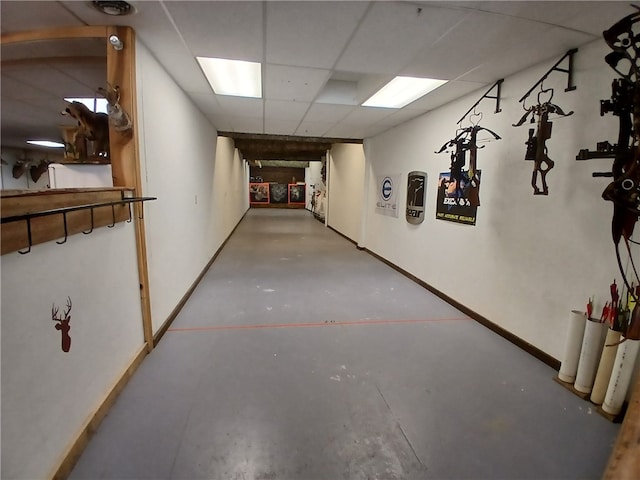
[
  {"x1": 326, "y1": 225, "x2": 560, "y2": 370},
  {"x1": 153, "y1": 208, "x2": 251, "y2": 346},
  {"x1": 49, "y1": 345, "x2": 148, "y2": 480},
  {"x1": 603, "y1": 375, "x2": 640, "y2": 479}
]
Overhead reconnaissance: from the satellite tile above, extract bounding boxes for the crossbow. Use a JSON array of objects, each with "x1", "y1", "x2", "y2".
[
  {"x1": 513, "y1": 93, "x2": 573, "y2": 195},
  {"x1": 436, "y1": 124, "x2": 501, "y2": 207},
  {"x1": 577, "y1": 6, "x2": 640, "y2": 340}
]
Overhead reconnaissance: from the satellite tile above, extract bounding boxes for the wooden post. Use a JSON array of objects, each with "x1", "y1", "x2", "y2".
[
  {"x1": 107, "y1": 26, "x2": 154, "y2": 352},
  {"x1": 603, "y1": 375, "x2": 640, "y2": 478}
]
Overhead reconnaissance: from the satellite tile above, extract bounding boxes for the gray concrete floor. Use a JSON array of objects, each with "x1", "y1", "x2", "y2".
[{"x1": 70, "y1": 208, "x2": 619, "y2": 480}]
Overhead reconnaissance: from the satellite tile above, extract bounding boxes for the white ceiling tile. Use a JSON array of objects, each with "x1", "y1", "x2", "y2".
[
  {"x1": 189, "y1": 93, "x2": 225, "y2": 116},
  {"x1": 340, "y1": 106, "x2": 397, "y2": 125},
  {"x1": 403, "y1": 80, "x2": 488, "y2": 112},
  {"x1": 563, "y1": 2, "x2": 633, "y2": 35},
  {"x1": 458, "y1": 27, "x2": 594, "y2": 84},
  {"x1": 164, "y1": 1, "x2": 264, "y2": 61},
  {"x1": 264, "y1": 119, "x2": 299, "y2": 136},
  {"x1": 265, "y1": 100, "x2": 310, "y2": 122},
  {"x1": 303, "y1": 104, "x2": 354, "y2": 123},
  {"x1": 1, "y1": 1, "x2": 81, "y2": 32},
  {"x1": 315, "y1": 80, "x2": 359, "y2": 106},
  {"x1": 228, "y1": 116, "x2": 263, "y2": 134},
  {"x1": 323, "y1": 123, "x2": 371, "y2": 139},
  {"x1": 459, "y1": 1, "x2": 627, "y2": 35},
  {"x1": 295, "y1": 122, "x2": 333, "y2": 137},
  {"x1": 151, "y1": 52, "x2": 212, "y2": 95},
  {"x1": 403, "y1": 14, "x2": 550, "y2": 81},
  {"x1": 265, "y1": 65, "x2": 331, "y2": 102},
  {"x1": 335, "y1": 2, "x2": 467, "y2": 75},
  {"x1": 266, "y1": 1, "x2": 369, "y2": 68},
  {"x1": 216, "y1": 96, "x2": 263, "y2": 118}
]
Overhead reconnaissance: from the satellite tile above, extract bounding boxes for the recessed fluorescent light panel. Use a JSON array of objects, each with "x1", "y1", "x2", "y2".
[
  {"x1": 362, "y1": 76, "x2": 447, "y2": 108},
  {"x1": 27, "y1": 140, "x2": 65, "y2": 148},
  {"x1": 197, "y1": 57, "x2": 262, "y2": 98}
]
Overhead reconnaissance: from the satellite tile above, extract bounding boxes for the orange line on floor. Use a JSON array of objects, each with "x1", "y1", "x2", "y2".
[{"x1": 167, "y1": 316, "x2": 471, "y2": 333}]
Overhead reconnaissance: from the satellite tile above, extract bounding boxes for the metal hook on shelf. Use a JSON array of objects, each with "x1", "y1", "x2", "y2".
[
  {"x1": 56, "y1": 211, "x2": 69, "y2": 245},
  {"x1": 18, "y1": 217, "x2": 33, "y2": 254},
  {"x1": 83, "y1": 207, "x2": 95, "y2": 234},
  {"x1": 107, "y1": 204, "x2": 116, "y2": 228},
  {"x1": 126, "y1": 202, "x2": 133, "y2": 223}
]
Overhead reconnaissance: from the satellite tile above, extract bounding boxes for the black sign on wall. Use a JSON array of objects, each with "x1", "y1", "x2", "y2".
[{"x1": 406, "y1": 171, "x2": 427, "y2": 224}]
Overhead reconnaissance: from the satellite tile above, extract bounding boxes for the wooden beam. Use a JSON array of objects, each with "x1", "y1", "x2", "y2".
[
  {"x1": 603, "y1": 376, "x2": 640, "y2": 479},
  {"x1": 218, "y1": 131, "x2": 363, "y2": 145},
  {"x1": 234, "y1": 140, "x2": 331, "y2": 153},
  {"x1": 107, "y1": 26, "x2": 154, "y2": 352},
  {"x1": 107, "y1": 26, "x2": 136, "y2": 189},
  {"x1": 1, "y1": 56, "x2": 104, "y2": 68},
  {"x1": 1, "y1": 26, "x2": 107, "y2": 44},
  {"x1": 240, "y1": 150, "x2": 325, "y2": 161}
]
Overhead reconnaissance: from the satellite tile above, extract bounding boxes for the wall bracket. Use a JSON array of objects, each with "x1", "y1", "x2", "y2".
[
  {"x1": 457, "y1": 79, "x2": 504, "y2": 124},
  {"x1": 518, "y1": 48, "x2": 578, "y2": 104}
]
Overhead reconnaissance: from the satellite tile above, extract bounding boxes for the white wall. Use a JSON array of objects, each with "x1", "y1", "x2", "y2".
[
  {"x1": 136, "y1": 41, "x2": 248, "y2": 334},
  {"x1": 362, "y1": 38, "x2": 633, "y2": 360},
  {"x1": 1, "y1": 223, "x2": 144, "y2": 479},
  {"x1": 0, "y1": 148, "x2": 55, "y2": 190},
  {"x1": 327, "y1": 143, "x2": 365, "y2": 243},
  {"x1": 305, "y1": 161, "x2": 324, "y2": 211}
]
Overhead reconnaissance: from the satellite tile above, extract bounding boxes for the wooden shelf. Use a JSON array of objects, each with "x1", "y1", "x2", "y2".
[{"x1": 0, "y1": 188, "x2": 155, "y2": 255}]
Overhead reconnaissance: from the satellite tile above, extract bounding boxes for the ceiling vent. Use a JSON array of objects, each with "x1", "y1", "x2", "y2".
[{"x1": 92, "y1": 1, "x2": 135, "y2": 16}]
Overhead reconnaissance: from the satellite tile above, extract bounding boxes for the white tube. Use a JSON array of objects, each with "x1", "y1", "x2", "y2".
[
  {"x1": 602, "y1": 338, "x2": 640, "y2": 415},
  {"x1": 558, "y1": 310, "x2": 587, "y2": 383},
  {"x1": 590, "y1": 329, "x2": 621, "y2": 405},
  {"x1": 574, "y1": 318, "x2": 608, "y2": 393}
]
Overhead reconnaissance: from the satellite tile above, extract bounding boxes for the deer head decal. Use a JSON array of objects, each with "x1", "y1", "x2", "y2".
[{"x1": 52, "y1": 297, "x2": 72, "y2": 352}]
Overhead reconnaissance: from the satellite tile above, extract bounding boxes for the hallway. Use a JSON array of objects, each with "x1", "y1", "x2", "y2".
[{"x1": 70, "y1": 209, "x2": 619, "y2": 480}]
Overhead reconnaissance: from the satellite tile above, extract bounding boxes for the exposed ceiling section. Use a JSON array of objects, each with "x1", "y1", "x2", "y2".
[
  {"x1": 0, "y1": 1, "x2": 635, "y2": 160},
  {"x1": 222, "y1": 132, "x2": 360, "y2": 162}
]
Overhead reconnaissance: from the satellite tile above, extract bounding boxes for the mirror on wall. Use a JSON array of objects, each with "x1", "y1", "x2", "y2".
[{"x1": 1, "y1": 36, "x2": 109, "y2": 190}]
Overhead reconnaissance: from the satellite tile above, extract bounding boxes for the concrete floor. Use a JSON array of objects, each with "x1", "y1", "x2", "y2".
[{"x1": 70, "y1": 208, "x2": 619, "y2": 480}]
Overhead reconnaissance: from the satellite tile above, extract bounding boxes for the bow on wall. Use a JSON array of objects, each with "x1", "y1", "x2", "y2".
[
  {"x1": 577, "y1": 6, "x2": 640, "y2": 340},
  {"x1": 436, "y1": 112, "x2": 501, "y2": 208},
  {"x1": 513, "y1": 86, "x2": 574, "y2": 195}
]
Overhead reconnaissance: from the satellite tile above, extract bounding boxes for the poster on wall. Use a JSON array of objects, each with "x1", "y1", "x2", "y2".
[
  {"x1": 270, "y1": 183, "x2": 288, "y2": 204},
  {"x1": 375, "y1": 174, "x2": 400, "y2": 217},
  {"x1": 288, "y1": 184, "x2": 306, "y2": 204},
  {"x1": 249, "y1": 183, "x2": 270, "y2": 204},
  {"x1": 435, "y1": 170, "x2": 480, "y2": 225},
  {"x1": 406, "y1": 171, "x2": 427, "y2": 224}
]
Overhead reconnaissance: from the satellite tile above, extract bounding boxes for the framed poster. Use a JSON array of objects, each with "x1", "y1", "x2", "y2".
[
  {"x1": 406, "y1": 171, "x2": 427, "y2": 224},
  {"x1": 435, "y1": 170, "x2": 480, "y2": 225},
  {"x1": 249, "y1": 182, "x2": 270, "y2": 204},
  {"x1": 270, "y1": 183, "x2": 288, "y2": 204},
  {"x1": 288, "y1": 184, "x2": 306, "y2": 204}
]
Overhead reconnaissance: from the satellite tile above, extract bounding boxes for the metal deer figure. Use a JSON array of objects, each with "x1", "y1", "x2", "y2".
[
  {"x1": 52, "y1": 297, "x2": 72, "y2": 352},
  {"x1": 513, "y1": 90, "x2": 573, "y2": 195},
  {"x1": 577, "y1": 6, "x2": 640, "y2": 340},
  {"x1": 436, "y1": 122, "x2": 501, "y2": 206}
]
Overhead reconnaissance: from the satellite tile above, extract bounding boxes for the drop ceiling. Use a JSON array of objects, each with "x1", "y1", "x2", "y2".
[{"x1": 0, "y1": 1, "x2": 634, "y2": 159}]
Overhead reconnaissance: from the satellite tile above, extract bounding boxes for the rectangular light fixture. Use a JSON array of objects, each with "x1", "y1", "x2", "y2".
[
  {"x1": 197, "y1": 57, "x2": 262, "y2": 98},
  {"x1": 362, "y1": 76, "x2": 447, "y2": 108}
]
